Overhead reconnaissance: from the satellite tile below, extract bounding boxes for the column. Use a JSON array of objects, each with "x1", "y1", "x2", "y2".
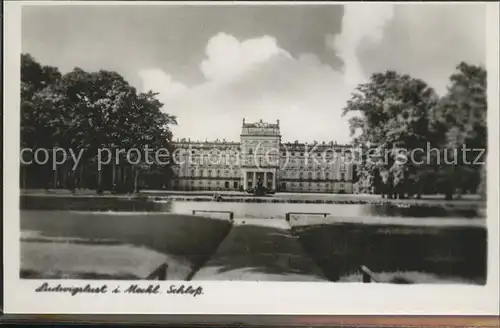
[
  {"x1": 243, "y1": 171, "x2": 247, "y2": 189},
  {"x1": 272, "y1": 173, "x2": 276, "y2": 190},
  {"x1": 252, "y1": 172, "x2": 256, "y2": 187},
  {"x1": 264, "y1": 172, "x2": 268, "y2": 187}
]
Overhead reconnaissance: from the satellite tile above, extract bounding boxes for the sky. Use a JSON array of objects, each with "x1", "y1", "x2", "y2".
[{"x1": 22, "y1": 3, "x2": 486, "y2": 144}]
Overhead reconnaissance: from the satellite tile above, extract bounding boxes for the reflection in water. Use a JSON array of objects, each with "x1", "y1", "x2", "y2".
[
  {"x1": 21, "y1": 196, "x2": 484, "y2": 219},
  {"x1": 169, "y1": 201, "x2": 483, "y2": 219}
]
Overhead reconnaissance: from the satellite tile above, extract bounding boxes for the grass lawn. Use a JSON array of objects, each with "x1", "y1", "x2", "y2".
[{"x1": 20, "y1": 210, "x2": 232, "y2": 280}]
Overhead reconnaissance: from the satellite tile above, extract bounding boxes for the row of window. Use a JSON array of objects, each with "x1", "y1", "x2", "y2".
[
  {"x1": 178, "y1": 163, "x2": 347, "y2": 171},
  {"x1": 280, "y1": 183, "x2": 346, "y2": 189},
  {"x1": 284, "y1": 159, "x2": 346, "y2": 166},
  {"x1": 247, "y1": 149, "x2": 351, "y2": 160},
  {"x1": 179, "y1": 180, "x2": 346, "y2": 190},
  {"x1": 176, "y1": 155, "x2": 348, "y2": 167},
  {"x1": 178, "y1": 150, "x2": 350, "y2": 161},
  {"x1": 283, "y1": 167, "x2": 338, "y2": 173},
  {"x1": 184, "y1": 180, "x2": 239, "y2": 187},
  {"x1": 180, "y1": 170, "x2": 347, "y2": 180},
  {"x1": 280, "y1": 172, "x2": 347, "y2": 180},
  {"x1": 186, "y1": 170, "x2": 238, "y2": 177}
]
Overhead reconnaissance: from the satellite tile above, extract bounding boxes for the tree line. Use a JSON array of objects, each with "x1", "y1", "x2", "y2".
[
  {"x1": 344, "y1": 62, "x2": 487, "y2": 200},
  {"x1": 20, "y1": 54, "x2": 177, "y2": 193},
  {"x1": 20, "y1": 54, "x2": 487, "y2": 199}
]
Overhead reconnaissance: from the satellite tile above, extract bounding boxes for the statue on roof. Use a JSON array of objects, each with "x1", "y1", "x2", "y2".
[{"x1": 255, "y1": 119, "x2": 267, "y2": 128}]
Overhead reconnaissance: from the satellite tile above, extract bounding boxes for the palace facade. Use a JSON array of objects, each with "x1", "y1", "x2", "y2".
[{"x1": 171, "y1": 119, "x2": 356, "y2": 193}]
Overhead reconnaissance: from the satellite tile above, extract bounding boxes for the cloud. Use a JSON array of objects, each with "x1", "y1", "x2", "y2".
[
  {"x1": 327, "y1": 3, "x2": 395, "y2": 87},
  {"x1": 357, "y1": 4, "x2": 486, "y2": 96},
  {"x1": 138, "y1": 68, "x2": 187, "y2": 102},
  {"x1": 200, "y1": 32, "x2": 291, "y2": 82},
  {"x1": 162, "y1": 34, "x2": 352, "y2": 143},
  {"x1": 138, "y1": 4, "x2": 485, "y2": 143}
]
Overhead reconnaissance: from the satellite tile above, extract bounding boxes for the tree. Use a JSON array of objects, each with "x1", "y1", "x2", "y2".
[
  {"x1": 20, "y1": 54, "x2": 63, "y2": 188},
  {"x1": 125, "y1": 90, "x2": 177, "y2": 193},
  {"x1": 342, "y1": 71, "x2": 438, "y2": 199},
  {"x1": 429, "y1": 62, "x2": 487, "y2": 199},
  {"x1": 20, "y1": 54, "x2": 178, "y2": 192}
]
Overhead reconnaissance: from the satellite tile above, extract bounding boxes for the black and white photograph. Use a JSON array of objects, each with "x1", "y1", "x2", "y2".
[{"x1": 3, "y1": 1, "x2": 499, "y2": 315}]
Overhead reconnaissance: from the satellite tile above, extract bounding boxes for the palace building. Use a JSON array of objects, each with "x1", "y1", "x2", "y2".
[{"x1": 171, "y1": 118, "x2": 355, "y2": 193}]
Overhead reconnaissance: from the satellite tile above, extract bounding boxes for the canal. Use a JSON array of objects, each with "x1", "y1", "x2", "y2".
[{"x1": 20, "y1": 195, "x2": 487, "y2": 284}]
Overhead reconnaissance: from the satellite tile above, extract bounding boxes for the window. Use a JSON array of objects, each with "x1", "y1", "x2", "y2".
[
  {"x1": 208, "y1": 170, "x2": 212, "y2": 177},
  {"x1": 340, "y1": 173, "x2": 345, "y2": 181},
  {"x1": 216, "y1": 170, "x2": 221, "y2": 177},
  {"x1": 326, "y1": 172, "x2": 330, "y2": 179},
  {"x1": 248, "y1": 148, "x2": 253, "y2": 155}
]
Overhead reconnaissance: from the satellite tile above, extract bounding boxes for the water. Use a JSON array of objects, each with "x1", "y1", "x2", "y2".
[
  {"x1": 20, "y1": 195, "x2": 484, "y2": 219},
  {"x1": 20, "y1": 195, "x2": 487, "y2": 283},
  {"x1": 167, "y1": 201, "x2": 483, "y2": 220}
]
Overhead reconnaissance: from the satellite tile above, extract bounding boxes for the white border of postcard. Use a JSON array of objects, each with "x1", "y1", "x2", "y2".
[{"x1": 3, "y1": 1, "x2": 500, "y2": 315}]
